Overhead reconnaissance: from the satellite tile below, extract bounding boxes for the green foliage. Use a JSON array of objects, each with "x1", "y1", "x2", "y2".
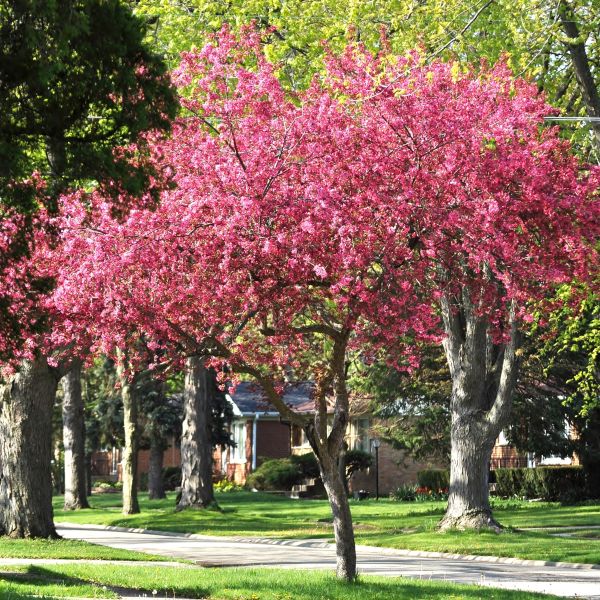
[
  {"x1": 162, "y1": 466, "x2": 182, "y2": 491},
  {"x1": 1, "y1": 0, "x2": 177, "y2": 207},
  {"x1": 247, "y1": 458, "x2": 301, "y2": 491},
  {"x1": 344, "y1": 449, "x2": 373, "y2": 480},
  {"x1": 213, "y1": 479, "x2": 244, "y2": 493},
  {"x1": 494, "y1": 467, "x2": 588, "y2": 502},
  {"x1": 390, "y1": 484, "x2": 417, "y2": 502},
  {"x1": 353, "y1": 346, "x2": 451, "y2": 465},
  {"x1": 417, "y1": 469, "x2": 449, "y2": 492},
  {"x1": 290, "y1": 452, "x2": 320, "y2": 479}
]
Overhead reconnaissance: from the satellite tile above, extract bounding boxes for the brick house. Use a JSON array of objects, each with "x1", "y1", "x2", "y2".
[
  {"x1": 491, "y1": 427, "x2": 578, "y2": 470},
  {"x1": 218, "y1": 382, "x2": 442, "y2": 495},
  {"x1": 96, "y1": 381, "x2": 442, "y2": 496}
]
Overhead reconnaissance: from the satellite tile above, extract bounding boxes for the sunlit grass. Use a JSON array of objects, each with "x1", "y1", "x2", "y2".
[
  {"x1": 52, "y1": 492, "x2": 600, "y2": 564},
  {"x1": 0, "y1": 564, "x2": 560, "y2": 600}
]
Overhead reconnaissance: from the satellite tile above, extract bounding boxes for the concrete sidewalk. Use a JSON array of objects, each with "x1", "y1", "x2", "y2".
[{"x1": 55, "y1": 523, "x2": 600, "y2": 598}]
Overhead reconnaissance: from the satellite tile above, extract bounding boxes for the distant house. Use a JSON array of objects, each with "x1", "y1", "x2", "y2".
[
  {"x1": 218, "y1": 382, "x2": 442, "y2": 495},
  {"x1": 491, "y1": 426, "x2": 579, "y2": 470},
  {"x1": 93, "y1": 381, "x2": 443, "y2": 496}
]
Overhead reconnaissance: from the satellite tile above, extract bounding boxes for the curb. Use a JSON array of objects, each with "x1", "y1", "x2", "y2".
[{"x1": 58, "y1": 522, "x2": 600, "y2": 571}]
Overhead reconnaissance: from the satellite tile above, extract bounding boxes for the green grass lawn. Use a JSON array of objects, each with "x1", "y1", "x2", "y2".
[
  {"x1": 0, "y1": 537, "x2": 170, "y2": 561},
  {"x1": 52, "y1": 492, "x2": 600, "y2": 564},
  {"x1": 0, "y1": 564, "x2": 560, "y2": 600}
]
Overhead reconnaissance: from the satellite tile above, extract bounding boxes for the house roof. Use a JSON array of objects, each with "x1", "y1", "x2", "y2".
[{"x1": 227, "y1": 381, "x2": 316, "y2": 416}]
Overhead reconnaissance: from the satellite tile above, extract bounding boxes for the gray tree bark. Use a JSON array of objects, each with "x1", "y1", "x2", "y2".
[
  {"x1": 0, "y1": 356, "x2": 60, "y2": 538},
  {"x1": 119, "y1": 366, "x2": 140, "y2": 515},
  {"x1": 147, "y1": 440, "x2": 166, "y2": 500},
  {"x1": 439, "y1": 295, "x2": 520, "y2": 530},
  {"x1": 305, "y1": 333, "x2": 356, "y2": 580},
  {"x1": 558, "y1": 0, "x2": 600, "y2": 152},
  {"x1": 62, "y1": 360, "x2": 89, "y2": 510},
  {"x1": 177, "y1": 356, "x2": 217, "y2": 510},
  {"x1": 316, "y1": 449, "x2": 356, "y2": 580}
]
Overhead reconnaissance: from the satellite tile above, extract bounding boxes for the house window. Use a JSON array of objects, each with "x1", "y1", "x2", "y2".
[
  {"x1": 232, "y1": 421, "x2": 246, "y2": 463},
  {"x1": 348, "y1": 418, "x2": 370, "y2": 452},
  {"x1": 291, "y1": 425, "x2": 312, "y2": 448}
]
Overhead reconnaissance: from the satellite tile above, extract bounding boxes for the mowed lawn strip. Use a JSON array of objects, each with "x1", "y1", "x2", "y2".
[
  {"x1": 0, "y1": 564, "x2": 562, "y2": 600},
  {"x1": 52, "y1": 492, "x2": 600, "y2": 564},
  {"x1": 0, "y1": 537, "x2": 171, "y2": 561}
]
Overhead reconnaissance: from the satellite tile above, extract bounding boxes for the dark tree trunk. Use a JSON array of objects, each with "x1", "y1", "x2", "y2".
[
  {"x1": 177, "y1": 356, "x2": 217, "y2": 510},
  {"x1": 439, "y1": 295, "x2": 520, "y2": 531},
  {"x1": 441, "y1": 415, "x2": 498, "y2": 529},
  {"x1": 305, "y1": 333, "x2": 356, "y2": 581},
  {"x1": 559, "y1": 0, "x2": 600, "y2": 152},
  {"x1": 62, "y1": 360, "x2": 89, "y2": 510},
  {"x1": 318, "y1": 451, "x2": 356, "y2": 580},
  {"x1": 0, "y1": 357, "x2": 59, "y2": 538},
  {"x1": 84, "y1": 451, "x2": 92, "y2": 497},
  {"x1": 119, "y1": 367, "x2": 140, "y2": 515},
  {"x1": 147, "y1": 439, "x2": 166, "y2": 500}
]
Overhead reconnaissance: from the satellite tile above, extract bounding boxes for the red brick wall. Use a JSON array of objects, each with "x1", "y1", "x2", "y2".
[
  {"x1": 349, "y1": 442, "x2": 443, "y2": 496},
  {"x1": 255, "y1": 420, "x2": 291, "y2": 465}
]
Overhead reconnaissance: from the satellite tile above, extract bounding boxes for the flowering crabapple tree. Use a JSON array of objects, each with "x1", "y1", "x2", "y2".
[{"x1": 319, "y1": 46, "x2": 599, "y2": 529}]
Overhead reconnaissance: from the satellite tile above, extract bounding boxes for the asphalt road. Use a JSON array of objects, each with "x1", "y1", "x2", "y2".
[{"x1": 57, "y1": 523, "x2": 600, "y2": 599}]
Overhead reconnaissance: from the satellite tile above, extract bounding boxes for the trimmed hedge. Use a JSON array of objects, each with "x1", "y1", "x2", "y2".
[
  {"x1": 494, "y1": 466, "x2": 586, "y2": 502},
  {"x1": 247, "y1": 458, "x2": 301, "y2": 491},
  {"x1": 290, "y1": 452, "x2": 320, "y2": 479},
  {"x1": 417, "y1": 469, "x2": 449, "y2": 491}
]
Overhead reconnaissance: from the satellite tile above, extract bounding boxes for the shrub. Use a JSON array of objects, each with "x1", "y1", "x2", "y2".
[
  {"x1": 214, "y1": 479, "x2": 244, "y2": 493},
  {"x1": 162, "y1": 466, "x2": 182, "y2": 491},
  {"x1": 494, "y1": 466, "x2": 586, "y2": 502},
  {"x1": 290, "y1": 452, "x2": 320, "y2": 479},
  {"x1": 495, "y1": 468, "x2": 526, "y2": 498},
  {"x1": 417, "y1": 469, "x2": 449, "y2": 491},
  {"x1": 390, "y1": 484, "x2": 417, "y2": 502},
  {"x1": 247, "y1": 458, "x2": 301, "y2": 491},
  {"x1": 139, "y1": 472, "x2": 148, "y2": 492},
  {"x1": 344, "y1": 449, "x2": 373, "y2": 479}
]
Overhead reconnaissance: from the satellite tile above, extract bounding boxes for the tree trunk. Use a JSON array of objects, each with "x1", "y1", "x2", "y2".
[
  {"x1": 147, "y1": 439, "x2": 166, "y2": 500},
  {"x1": 319, "y1": 451, "x2": 357, "y2": 580},
  {"x1": 120, "y1": 368, "x2": 140, "y2": 515},
  {"x1": 62, "y1": 360, "x2": 90, "y2": 510},
  {"x1": 177, "y1": 356, "x2": 217, "y2": 510},
  {"x1": 307, "y1": 332, "x2": 356, "y2": 581},
  {"x1": 439, "y1": 295, "x2": 520, "y2": 531},
  {"x1": 439, "y1": 414, "x2": 498, "y2": 530},
  {"x1": 559, "y1": 0, "x2": 600, "y2": 152},
  {"x1": 0, "y1": 357, "x2": 59, "y2": 538},
  {"x1": 84, "y1": 451, "x2": 92, "y2": 497}
]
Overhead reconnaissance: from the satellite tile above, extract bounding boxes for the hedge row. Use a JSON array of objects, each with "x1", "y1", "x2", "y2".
[
  {"x1": 494, "y1": 466, "x2": 587, "y2": 502},
  {"x1": 417, "y1": 469, "x2": 449, "y2": 491}
]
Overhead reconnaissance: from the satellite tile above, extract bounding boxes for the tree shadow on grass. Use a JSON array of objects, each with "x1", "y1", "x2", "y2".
[{"x1": 0, "y1": 565, "x2": 207, "y2": 599}]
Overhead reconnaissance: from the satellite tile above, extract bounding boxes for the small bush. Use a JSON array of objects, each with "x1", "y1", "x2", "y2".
[
  {"x1": 139, "y1": 472, "x2": 148, "y2": 492},
  {"x1": 214, "y1": 479, "x2": 244, "y2": 493},
  {"x1": 417, "y1": 469, "x2": 449, "y2": 491},
  {"x1": 390, "y1": 484, "x2": 417, "y2": 502},
  {"x1": 162, "y1": 466, "x2": 182, "y2": 491},
  {"x1": 290, "y1": 452, "x2": 320, "y2": 479},
  {"x1": 344, "y1": 449, "x2": 373, "y2": 479},
  {"x1": 247, "y1": 458, "x2": 301, "y2": 491},
  {"x1": 495, "y1": 468, "x2": 526, "y2": 498},
  {"x1": 96, "y1": 481, "x2": 115, "y2": 490},
  {"x1": 494, "y1": 466, "x2": 586, "y2": 502}
]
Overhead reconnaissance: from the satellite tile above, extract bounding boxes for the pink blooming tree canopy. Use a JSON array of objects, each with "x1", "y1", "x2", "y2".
[{"x1": 41, "y1": 28, "x2": 599, "y2": 573}]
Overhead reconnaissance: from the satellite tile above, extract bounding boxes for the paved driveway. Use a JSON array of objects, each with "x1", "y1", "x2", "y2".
[{"x1": 57, "y1": 523, "x2": 600, "y2": 599}]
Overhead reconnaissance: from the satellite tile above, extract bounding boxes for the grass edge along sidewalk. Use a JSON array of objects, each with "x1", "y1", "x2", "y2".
[
  {"x1": 52, "y1": 492, "x2": 600, "y2": 565},
  {"x1": 0, "y1": 563, "x2": 564, "y2": 600}
]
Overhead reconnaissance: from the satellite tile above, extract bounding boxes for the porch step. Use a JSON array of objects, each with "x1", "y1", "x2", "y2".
[{"x1": 287, "y1": 477, "x2": 326, "y2": 500}]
